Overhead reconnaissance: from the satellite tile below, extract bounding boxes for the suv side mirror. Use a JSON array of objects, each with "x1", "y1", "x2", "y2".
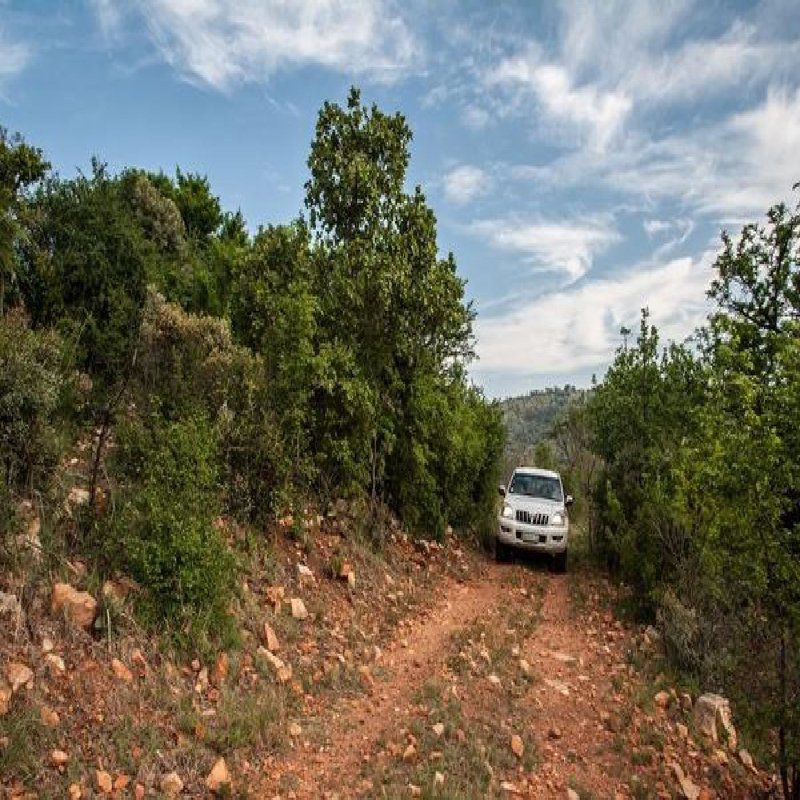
[
  {"x1": 498, "y1": 484, "x2": 506, "y2": 497},
  {"x1": 565, "y1": 495, "x2": 574, "y2": 507}
]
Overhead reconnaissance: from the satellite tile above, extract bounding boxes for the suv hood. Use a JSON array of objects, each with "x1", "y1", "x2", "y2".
[{"x1": 506, "y1": 496, "x2": 564, "y2": 514}]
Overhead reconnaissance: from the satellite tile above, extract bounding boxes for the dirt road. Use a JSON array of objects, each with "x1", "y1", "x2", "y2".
[{"x1": 261, "y1": 561, "x2": 645, "y2": 799}]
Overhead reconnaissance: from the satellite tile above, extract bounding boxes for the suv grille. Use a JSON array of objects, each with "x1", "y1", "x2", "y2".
[{"x1": 515, "y1": 510, "x2": 549, "y2": 526}]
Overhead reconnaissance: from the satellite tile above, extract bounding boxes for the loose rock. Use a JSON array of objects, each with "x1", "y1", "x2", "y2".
[
  {"x1": 290, "y1": 597, "x2": 308, "y2": 620},
  {"x1": 739, "y1": 749, "x2": 755, "y2": 771},
  {"x1": 297, "y1": 563, "x2": 314, "y2": 583},
  {"x1": 40, "y1": 705, "x2": 60, "y2": 727},
  {"x1": 263, "y1": 622, "x2": 281, "y2": 652},
  {"x1": 44, "y1": 653, "x2": 66, "y2": 675},
  {"x1": 96, "y1": 769, "x2": 113, "y2": 794},
  {"x1": 6, "y1": 662, "x2": 33, "y2": 693},
  {"x1": 258, "y1": 646, "x2": 293, "y2": 683},
  {"x1": 670, "y1": 762, "x2": 700, "y2": 800},
  {"x1": 51, "y1": 583, "x2": 98, "y2": 629},
  {"x1": 206, "y1": 758, "x2": 231, "y2": 794},
  {"x1": 161, "y1": 771, "x2": 184, "y2": 797},
  {"x1": 0, "y1": 592, "x2": 23, "y2": 627},
  {"x1": 694, "y1": 693, "x2": 737, "y2": 749},
  {"x1": 214, "y1": 652, "x2": 229, "y2": 685},
  {"x1": 654, "y1": 689, "x2": 671, "y2": 709},
  {"x1": 111, "y1": 658, "x2": 134, "y2": 684}
]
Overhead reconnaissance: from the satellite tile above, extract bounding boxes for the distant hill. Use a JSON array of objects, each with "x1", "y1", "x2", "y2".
[{"x1": 499, "y1": 386, "x2": 585, "y2": 475}]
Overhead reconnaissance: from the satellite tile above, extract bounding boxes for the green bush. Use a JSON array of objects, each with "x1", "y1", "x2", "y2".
[
  {"x1": 0, "y1": 309, "x2": 73, "y2": 492},
  {"x1": 106, "y1": 413, "x2": 234, "y2": 636},
  {"x1": 586, "y1": 194, "x2": 800, "y2": 796},
  {"x1": 135, "y1": 290, "x2": 291, "y2": 523}
]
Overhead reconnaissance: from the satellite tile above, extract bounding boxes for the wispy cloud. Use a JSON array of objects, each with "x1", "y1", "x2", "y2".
[
  {"x1": 472, "y1": 2, "x2": 800, "y2": 157},
  {"x1": 0, "y1": 29, "x2": 31, "y2": 95},
  {"x1": 473, "y1": 250, "x2": 714, "y2": 382},
  {"x1": 512, "y1": 87, "x2": 800, "y2": 221},
  {"x1": 90, "y1": 0, "x2": 124, "y2": 39},
  {"x1": 443, "y1": 165, "x2": 491, "y2": 205},
  {"x1": 92, "y1": 0, "x2": 420, "y2": 90},
  {"x1": 487, "y1": 53, "x2": 631, "y2": 151},
  {"x1": 469, "y1": 216, "x2": 620, "y2": 283}
]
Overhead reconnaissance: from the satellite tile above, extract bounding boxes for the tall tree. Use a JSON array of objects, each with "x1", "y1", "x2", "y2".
[
  {"x1": 304, "y1": 87, "x2": 475, "y2": 515},
  {"x1": 703, "y1": 194, "x2": 800, "y2": 799},
  {"x1": 22, "y1": 161, "x2": 150, "y2": 511},
  {"x1": 0, "y1": 128, "x2": 49, "y2": 315}
]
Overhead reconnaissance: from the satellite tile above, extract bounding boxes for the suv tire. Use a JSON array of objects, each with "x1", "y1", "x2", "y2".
[
  {"x1": 553, "y1": 549, "x2": 567, "y2": 573},
  {"x1": 495, "y1": 539, "x2": 509, "y2": 562}
]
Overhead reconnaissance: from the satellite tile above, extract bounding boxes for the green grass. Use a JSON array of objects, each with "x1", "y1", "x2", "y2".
[
  {"x1": 567, "y1": 777, "x2": 597, "y2": 800},
  {"x1": 0, "y1": 700, "x2": 51, "y2": 783},
  {"x1": 362, "y1": 679, "x2": 536, "y2": 798},
  {"x1": 205, "y1": 685, "x2": 290, "y2": 752}
]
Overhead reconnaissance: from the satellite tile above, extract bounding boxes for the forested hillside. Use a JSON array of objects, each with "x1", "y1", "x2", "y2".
[{"x1": 499, "y1": 386, "x2": 584, "y2": 476}]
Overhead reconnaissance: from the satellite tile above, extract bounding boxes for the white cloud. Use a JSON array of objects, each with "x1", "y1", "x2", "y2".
[
  {"x1": 473, "y1": 251, "x2": 714, "y2": 380},
  {"x1": 513, "y1": 88, "x2": 800, "y2": 221},
  {"x1": 461, "y1": 104, "x2": 490, "y2": 130},
  {"x1": 555, "y1": 3, "x2": 798, "y2": 106},
  {"x1": 443, "y1": 164, "x2": 490, "y2": 205},
  {"x1": 97, "y1": 0, "x2": 419, "y2": 89},
  {"x1": 477, "y1": 3, "x2": 800, "y2": 152},
  {"x1": 643, "y1": 217, "x2": 693, "y2": 245},
  {"x1": 470, "y1": 216, "x2": 620, "y2": 282},
  {"x1": 625, "y1": 22, "x2": 800, "y2": 105},
  {"x1": 0, "y1": 30, "x2": 30, "y2": 90},
  {"x1": 91, "y1": 0, "x2": 124, "y2": 38},
  {"x1": 487, "y1": 54, "x2": 631, "y2": 151},
  {"x1": 643, "y1": 219, "x2": 674, "y2": 237}
]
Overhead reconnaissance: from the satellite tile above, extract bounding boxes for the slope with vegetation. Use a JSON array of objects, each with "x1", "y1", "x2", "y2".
[
  {"x1": 499, "y1": 386, "x2": 584, "y2": 480},
  {"x1": 0, "y1": 89, "x2": 504, "y2": 796},
  {"x1": 1, "y1": 84, "x2": 798, "y2": 799},
  {"x1": 536, "y1": 193, "x2": 800, "y2": 799}
]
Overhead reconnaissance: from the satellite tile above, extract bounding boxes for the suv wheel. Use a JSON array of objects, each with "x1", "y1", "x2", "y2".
[
  {"x1": 495, "y1": 539, "x2": 508, "y2": 562},
  {"x1": 553, "y1": 549, "x2": 568, "y2": 573}
]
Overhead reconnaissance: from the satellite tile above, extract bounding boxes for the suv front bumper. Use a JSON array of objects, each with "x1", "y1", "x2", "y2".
[{"x1": 497, "y1": 518, "x2": 568, "y2": 554}]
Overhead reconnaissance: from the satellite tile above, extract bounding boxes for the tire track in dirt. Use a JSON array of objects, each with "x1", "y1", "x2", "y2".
[
  {"x1": 262, "y1": 568, "x2": 507, "y2": 797},
  {"x1": 519, "y1": 573, "x2": 632, "y2": 798}
]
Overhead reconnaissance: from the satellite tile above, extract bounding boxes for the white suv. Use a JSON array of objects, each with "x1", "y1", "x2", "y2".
[{"x1": 496, "y1": 467, "x2": 572, "y2": 571}]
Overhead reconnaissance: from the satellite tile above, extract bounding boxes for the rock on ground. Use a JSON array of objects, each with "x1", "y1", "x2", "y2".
[
  {"x1": 206, "y1": 758, "x2": 231, "y2": 793},
  {"x1": 51, "y1": 583, "x2": 98, "y2": 629},
  {"x1": 694, "y1": 693, "x2": 737, "y2": 749}
]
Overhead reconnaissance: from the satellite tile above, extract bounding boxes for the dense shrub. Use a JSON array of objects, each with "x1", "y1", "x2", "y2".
[
  {"x1": 135, "y1": 290, "x2": 290, "y2": 523},
  {"x1": 585, "y1": 194, "x2": 800, "y2": 796},
  {"x1": 137, "y1": 289, "x2": 248, "y2": 418},
  {"x1": 1, "y1": 91, "x2": 507, "y2": 639},
  {"x1": 21, "y1": 162, "x2": 149, "y2": 393},
  {"x1": 0, "y1": 309, "x2": 73, "y2": 492},
  {"x1": 105, "y1": 413, "x2": 235, "y2": 634}
]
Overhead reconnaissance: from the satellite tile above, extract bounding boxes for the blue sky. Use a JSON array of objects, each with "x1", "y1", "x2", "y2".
[{"x1": 2, "y1": 1, "x2": 800, "y2": 397}]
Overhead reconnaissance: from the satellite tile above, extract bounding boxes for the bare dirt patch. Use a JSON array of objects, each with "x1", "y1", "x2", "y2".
[{"x1": 261, "y1": 571, "x2": 506, "y2": 796}]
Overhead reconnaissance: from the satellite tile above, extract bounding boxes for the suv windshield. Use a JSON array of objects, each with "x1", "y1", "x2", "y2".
[{"x1": 509, "y1": 473, "x2": 563, "y2": 501}]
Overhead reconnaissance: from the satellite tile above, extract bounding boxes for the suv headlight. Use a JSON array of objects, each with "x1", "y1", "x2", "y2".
[
  {"x1": 551, "y1": 512, "x2": 565, "y2": 526},
  {"x1": 501, "y1": 504, "x2": 514, "y2": 519}
]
